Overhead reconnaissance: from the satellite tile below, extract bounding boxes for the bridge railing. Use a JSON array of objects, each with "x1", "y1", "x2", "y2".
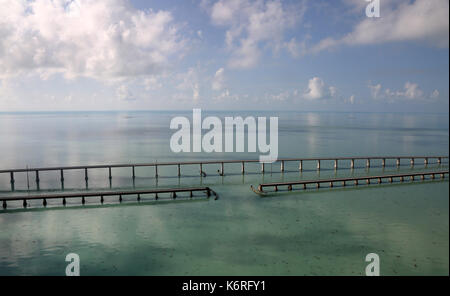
[{"x1": 0, "y1": 155, "x2": 447, "y2": 191}]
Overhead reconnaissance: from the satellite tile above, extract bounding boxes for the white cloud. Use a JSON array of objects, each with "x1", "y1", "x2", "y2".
[
  {"x1": 401, "y1": 82, "x2": 424, "y2": 99},
  {"x1": 271, "y1": 91, "x2": 290, "y2": 101},
  {"x1": 348, "y1": 95, "x2": 355, "y2": 104},
  {"x1": 212, "y1": 67, "x2": 226, "y2": 91},
  {"x1": 283, "y1": 38, "x2": 306, "y2": 58},
  {"x1": 206, "y1": 0, "x2": 305, "y2": 68},
  {"x1": 303, "y1": 77, "x2": 336, "y2": 100},
  {"x1": 213, "y1": 89, "x2": 239, "y2": 101},
  {"x1": 116, "y1": 85, "x2": 135, "y2": 101},
  {"x1": 431, "y1": 89, "x2": 440, "y2": 99},
  {"x1": 368, "y1": 83, "x2": 382, "y2": 99},
  {"x1": 329, "y1": 86, "x2": 337, "y2": 97},
  {"x1": 311, "y1": 0, "x2": 449, "y2": 53},
  {"x1": 369, "y1": 81, "x2": 436, "y2": 101},
  {"x1": 177, "y1": 68, "x2": 200, "y2": 102},
  {"x1": 143, "y1": 76, "x2": 162, "y2": 91},
  {"x1": 0, "y1": 0, "x2": 186, "y2": 81}
]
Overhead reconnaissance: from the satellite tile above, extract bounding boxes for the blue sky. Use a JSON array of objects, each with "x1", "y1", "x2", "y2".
[{"x1": 0, "y1": 0, "x2": 448, "y2": 112}]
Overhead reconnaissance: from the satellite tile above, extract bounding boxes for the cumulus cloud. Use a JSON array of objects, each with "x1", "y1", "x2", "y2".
[
  {"x1": 205, "y1": 0, "x2": 305, "y2": 68},
  {"x1": 368, "y1": 83, "x2": 382, "y2": 99},
  {"x1": 213, "y1": 89, "x2": 240, "y2": 101},
  {"x1": 369, "y1": 81, "x2": 438, "y2": 101},
  {"x1": 311, "y1": 0, "x2": 449, "y2": 53},
  {"x1": 400, "y1": 82, "x2": 424, "y2": 99},
  {"x1": 303, "y1": 77, "x2": 336, "y2": 100},
  {"x1": 0, "y1": 0, "x2": 186, "y2": 80},
  {"x1": 212, "y1": 67, "x2": 226, "y2": 91}
]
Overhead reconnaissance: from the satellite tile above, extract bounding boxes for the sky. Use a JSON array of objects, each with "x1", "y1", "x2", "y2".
[{"x1": 0, "y1": 0, "x2": 448, "y2": 112}]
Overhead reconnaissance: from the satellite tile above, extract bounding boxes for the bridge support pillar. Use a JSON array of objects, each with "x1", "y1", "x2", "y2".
[
  {"x1": 10, "y1": 172, "x2": 15, "y2": 191},
  {"x1": 35, "y1": 170, "x2": 40, "y2": 187}
]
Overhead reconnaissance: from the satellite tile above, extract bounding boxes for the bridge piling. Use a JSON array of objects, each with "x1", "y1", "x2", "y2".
[
  {"x1": 60, "y1": 169, "x2": 64, "y2": 189},
  {"x1": 35, "y1": 170, "x2": 40, "y2": 187},
  {"x1": 10, "y1": 172, "x2": 14, "y2": 191}
]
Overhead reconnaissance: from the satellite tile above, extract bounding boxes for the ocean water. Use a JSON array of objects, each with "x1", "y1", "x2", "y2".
[{"x1": 0, "y1": 111, "x2": 448, "y2": 275}]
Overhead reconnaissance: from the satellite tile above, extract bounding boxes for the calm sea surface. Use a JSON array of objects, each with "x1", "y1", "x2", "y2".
[{"x1": 0, "y1": 111, "x2": 448, "y2": 275}]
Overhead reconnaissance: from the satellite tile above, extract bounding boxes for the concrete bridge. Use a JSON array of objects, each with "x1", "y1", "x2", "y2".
[
  {"x1": 0, "y1": 155, "x2": 447, "y2": 191},
  {"x1": 251, "y1": 170, "x2": 449, "y2": 194}
]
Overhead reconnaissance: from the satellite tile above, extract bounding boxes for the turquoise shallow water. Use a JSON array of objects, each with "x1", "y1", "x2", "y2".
[{"x1": 0, "y1": 111, "x2": 448, "y2": 275}]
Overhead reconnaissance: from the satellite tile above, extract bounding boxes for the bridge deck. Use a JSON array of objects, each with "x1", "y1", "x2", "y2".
[
  {"x1": 0, "y1": 155, "x2": 447, "y2": 173},
  {"x1": 1, "y1": 186, "x2": 215, "y2": 209},
  {"x1": 1, "y1": 155, "x2": 447, "y2": 192},
  {"x1": 253, "y1": 170, "x2": 449, "y2": 193}
]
